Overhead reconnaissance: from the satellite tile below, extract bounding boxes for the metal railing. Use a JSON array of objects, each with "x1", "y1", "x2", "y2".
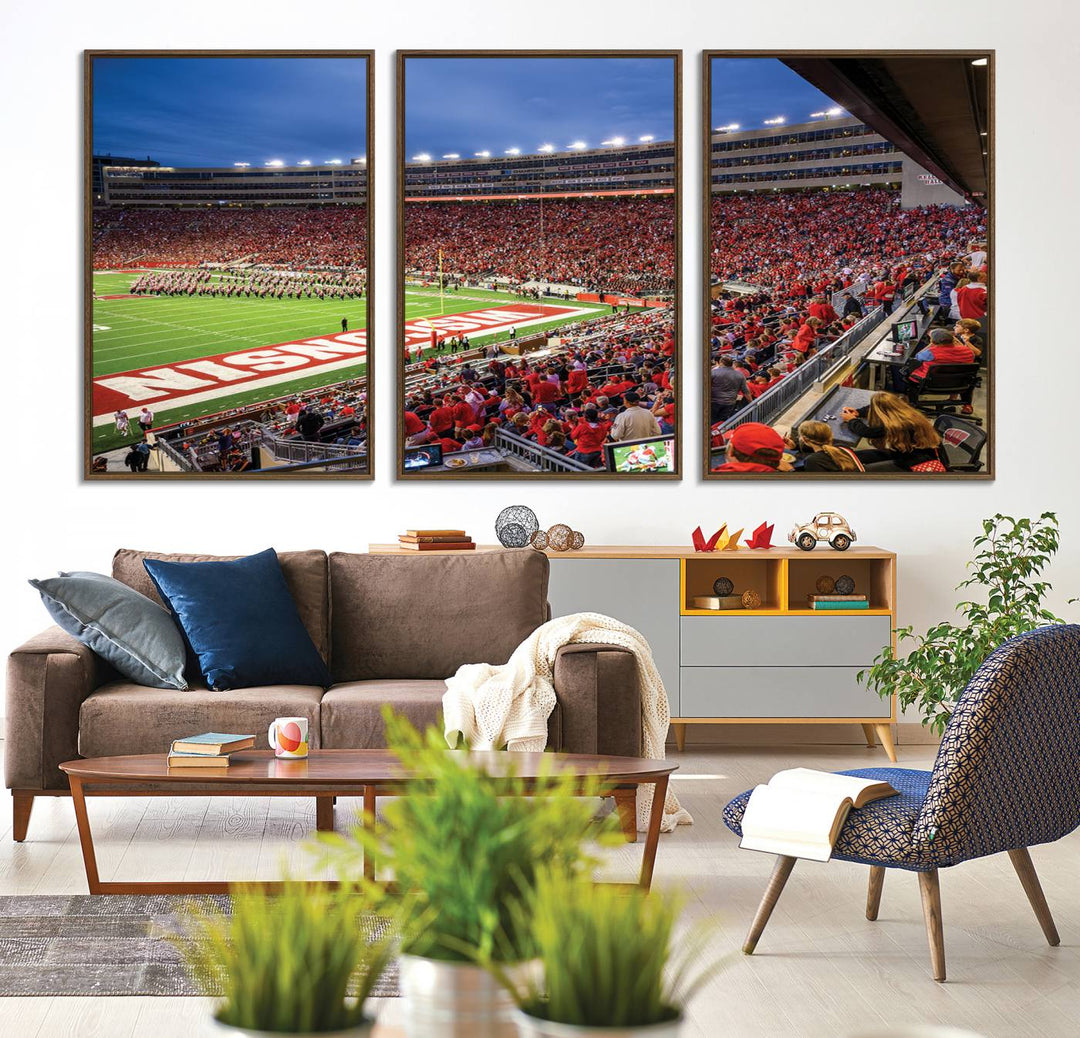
[
  {"x1": 494, "y1": 428, "x2": 594, "y2": 472},
  {"x1": 718, "y1": 304, "x2": 888, "y2": 433},
  {"x1": 259, "y1": 430, "x2": 366, "y2": 466}
]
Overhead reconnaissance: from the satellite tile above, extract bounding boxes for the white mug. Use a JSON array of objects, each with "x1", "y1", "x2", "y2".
[{"x1": 268, "y1": 716, "x2": 309, "y2": 759}]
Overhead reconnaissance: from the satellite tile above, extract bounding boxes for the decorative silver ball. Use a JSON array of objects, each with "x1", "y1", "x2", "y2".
[
  {"x1": 835, "y1": 574, "x2": 856, "y2": 595},
  {"x1": 495, "y1": 505, "x2": 539, "y2": 548},
  {"x1": 713, "y1": 577, "x2": 734, "y2": 597}
]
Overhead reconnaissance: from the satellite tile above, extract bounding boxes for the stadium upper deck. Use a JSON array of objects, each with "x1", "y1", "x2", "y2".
[
  {"x1": 99, "y1": 160, "x2": 368, "y2": 207},
  {"x1": 404, "y1": 140, "x2": 675, "y2": 200},
  {"x1": 710, "y1": 116, "x2": 904, "y2": 193}
]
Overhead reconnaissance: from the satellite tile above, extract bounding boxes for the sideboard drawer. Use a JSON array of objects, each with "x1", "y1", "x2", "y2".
[
  {"x1": 679, "y1": 666, "x2": 891, "y2": 719},
  {"x1": 680, "y1": 615, "x2": 891, "y2": 668}
]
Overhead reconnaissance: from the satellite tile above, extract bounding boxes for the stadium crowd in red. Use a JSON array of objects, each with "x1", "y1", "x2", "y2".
[
  {"x1": 404, "y1": 197, "x2": 676, "y2": 296},
  {"x1": 92, "y1": 206, "x2": 367, "y2": 270},
  {"x1": 403, "y1": 308, "x2": 676, "y2": 470}
]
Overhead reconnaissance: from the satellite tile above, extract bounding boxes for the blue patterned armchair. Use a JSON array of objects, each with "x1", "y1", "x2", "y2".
[{"x1": 723, "y1": 624, "x2": 1080, "y2": 981}]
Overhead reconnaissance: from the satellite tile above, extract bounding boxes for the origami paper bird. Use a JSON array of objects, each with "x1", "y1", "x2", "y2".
[
  {"x1": 722, "y1": 528, "x2": 744, "y2": 551},
  {"x1": 692, "y1": 524, "x2": 727, "y2": 552},
  {"x1": 745, "y1": 522, "x2": 775, "y2": 549}
]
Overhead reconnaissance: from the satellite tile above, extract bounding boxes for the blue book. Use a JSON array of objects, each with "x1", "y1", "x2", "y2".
[{"x1": 170, "y1": 732, "x2": 255, "y2": 755}]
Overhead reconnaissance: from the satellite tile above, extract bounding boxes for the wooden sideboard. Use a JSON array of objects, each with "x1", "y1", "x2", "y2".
[{"x1": 367, "y1": 544, "x2": 898, "y2": 760}]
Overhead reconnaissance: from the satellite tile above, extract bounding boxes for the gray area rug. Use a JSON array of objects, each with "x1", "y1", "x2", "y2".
[{"x1": 0, "y1": 895, "x2": 399, "y2": 997}]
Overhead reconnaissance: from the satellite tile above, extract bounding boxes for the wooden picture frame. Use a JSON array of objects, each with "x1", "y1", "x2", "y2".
[
  {"x1": 84, "y1": 50, "x2": 375, "y2": 480},
  {"x1": 396, "y1": 50, "x2": 682, "y2": 480},
  {"x1": 702, "y1": 51, "x2": 994, "y2": 480}
]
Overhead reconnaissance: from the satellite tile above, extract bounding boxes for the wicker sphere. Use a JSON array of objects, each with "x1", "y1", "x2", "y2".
[
  {"x1": 834, "y1": 574, "x2": 856, "y2": 595},
  {"x1": 495, "y1": 505, "x2": 539, "y2": 548},
  {"x1": 742, "y1": 589, "x2": 762, "y2": 609},
  {"x1": 713, "y1": 576, "x2": 735, "y2": 597},
  {"x1": 547, "y1": 523, "x2": 574, "y2": 552},
  {"x1": 570, "y1": 530, "x2": 586, "y2": 550},
  {"x1": 530, "y1": 529, "x2": 549, "y2": 551},
  {"x1": 815, "y1": 575, "x2": 836, "y2": 594}
]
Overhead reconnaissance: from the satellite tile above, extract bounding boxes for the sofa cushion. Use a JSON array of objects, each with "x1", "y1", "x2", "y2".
[
  {"x1": 321, "y1": 680, "x2": 561, "y2": 750},
  {"x1": 79, "y1": 681, "x2": 323, "y2": 758},
  {"x1": 112, "y1": 549, "x2": 330, "y2": 663},
  {"x1": 328, "y1": 549, "x2": 549, "y2": 681}
]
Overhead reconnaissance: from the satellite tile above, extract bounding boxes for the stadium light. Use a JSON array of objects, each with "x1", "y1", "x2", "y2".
[
  {"x1": 602, "y1": 136, "x2": 626, "y2": 147},
  {"x1": 505, "y1": 147, "x2": 520, "y2": 155},
  {"x1": 971, "y1": 57, "x2": 988, "y2": 66},
  {"x1": 442, "y1": 152, "x2": 460, "y2": 159},
  {"x1": 568, "y1": 141, "x2": 588, "y2": 150},
  {"x1": 810, "y1": 111, "x2": 827, "y2": 118},
  {"x1": 233, "y1": 161, "x2": 250, "y2": 167},
  {"x1": 327, "y1": 158, "x2": 344, "y2": 165},
  {"x1": 638, "y1": 134, "x2": 654, "y2": 142},
  {"x1": 412, "y1": 153, "x2": 432, "y2": 162},
  {"x1": 297, "y1": 159, "x2": 312, "y2": 166},
  {"x1": 715, "y1": 123, "x2": 740, "y2": 132},
  {"x1": 475, "y1": 150, "x2": 491, "y2": 158},
  {"x1": 538, "y1": 143, "x2": 555, "y2": 153},
  {"x1": 763, "y1": 117, "x2": 785, "y2": 126},
  {"x1": 265, "y1": 159, "x2": 285, "y2": 167}
]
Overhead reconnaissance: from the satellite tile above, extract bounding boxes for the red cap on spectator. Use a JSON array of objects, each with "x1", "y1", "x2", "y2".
[{"x1": 728, "y1": 422, "x2": 784, "y2": 458}]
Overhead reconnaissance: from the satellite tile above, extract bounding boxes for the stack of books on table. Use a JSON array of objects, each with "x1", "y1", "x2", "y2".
[
  {"x1": 167, "y1": 732, "x2": 255, "y2": 768},
  {"x1": 397, "y1": 529, "x2": 475, "y2": 551},
  {"x1": 807, "y1": 594, "x2": 870, "y2": 611}
]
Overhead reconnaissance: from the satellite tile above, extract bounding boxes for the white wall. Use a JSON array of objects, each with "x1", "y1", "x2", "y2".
[{"x1": 2, "y1": 0, "x2": 1079, "y2": 720}]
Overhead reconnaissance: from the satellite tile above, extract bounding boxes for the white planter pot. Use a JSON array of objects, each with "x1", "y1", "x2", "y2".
[
  {"x1": 511, "y1": 1009, "x2": 685, "y2": 1038},
  {"x1": 211, "y1": 1015, "x2": 374, "y2": 1037},
  {"x1": 398, "y1": 953, "x2": 519, "y2": 1038}
]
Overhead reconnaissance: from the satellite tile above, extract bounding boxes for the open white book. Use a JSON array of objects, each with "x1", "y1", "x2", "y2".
[{"x1": 739, "y1": 768, "x2": 898, "y2": 862}]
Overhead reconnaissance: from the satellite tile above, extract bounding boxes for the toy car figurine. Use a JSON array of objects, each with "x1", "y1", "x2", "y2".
[{"x1": 789, "y1": 512, "x2": 856, "y2": 552}]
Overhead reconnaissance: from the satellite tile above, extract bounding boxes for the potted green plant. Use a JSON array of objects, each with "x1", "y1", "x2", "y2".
[
  {"x1": 174, "y1": 880, "x2": 393, "y2": 1036},
  {"x1": 314, "y1": 710, "x2": 619, "y2": 1038},
  {"x1": 860, "y1": 513, "x2": 1072, "y2": 733},
  {"x1": 501, "y1": 870, "x2": 721, "y2": 1037}
]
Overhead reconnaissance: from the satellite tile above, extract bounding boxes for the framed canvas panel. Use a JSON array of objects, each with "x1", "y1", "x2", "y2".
[
  {"x1": 703, "y1": 52, "x2": 993, "y2": 480},
  {"x1": 85, "y1": 50, "x2": 374, "y2": 479},
  {"x1": 397, "y1": 50, "x2": 682, "y2": 480}
]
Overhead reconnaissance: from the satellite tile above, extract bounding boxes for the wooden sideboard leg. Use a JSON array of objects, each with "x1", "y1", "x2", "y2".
[
  {"x1": 672, "y1": 723, "x2": 687, "y2": 752},
  {"x1": 12, "y1": 792, "x2": 34, "y2": 842},
  {"x1": 315, "y1": 796, "x2": 334, "y2": 832},
  {"x1": 860, "y1": 724, "x2": 877, "y2": 748},
  {"x1": 917, "y1": 869, "x2": 946, "y2": 982},
  {"x1": 612, "y1": 788, "x2": 638, "y2": 845},
  {"x1": 1007, "y1": 847, "x2": 1060, "y2": 946},
  {"x1": 874, "y1": 723, "x2": 898, "y2": 762},
  {"x1": 866, "y1": 865, "x2": 885, "y2": 920},
  {"x1": 743, "y1": 855, "x2": 797, "y2": 954}
]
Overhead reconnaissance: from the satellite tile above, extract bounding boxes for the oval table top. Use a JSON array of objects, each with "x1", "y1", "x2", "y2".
[{"x1": 59, "y1": 748, "x2": 677, "y2": 785}]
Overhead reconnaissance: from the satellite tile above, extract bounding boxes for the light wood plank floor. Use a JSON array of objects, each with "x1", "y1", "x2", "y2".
[{"x1": 1, "y1": 740, "x2": 1077, "y2": 1038}]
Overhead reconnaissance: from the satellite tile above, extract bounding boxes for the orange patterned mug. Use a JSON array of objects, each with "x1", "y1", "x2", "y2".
[{"x1": 268, "y1": 716, "x2": 309, "y2": 759}]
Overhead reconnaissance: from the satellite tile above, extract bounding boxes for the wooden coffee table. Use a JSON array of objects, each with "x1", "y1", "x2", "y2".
[{"x1": 59, "y1": 749, "x2": 676, "y2": 895}]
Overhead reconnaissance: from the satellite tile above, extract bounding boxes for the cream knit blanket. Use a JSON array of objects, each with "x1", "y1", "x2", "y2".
[{"x1": 442, "y1": 611, "x2": 692, "y2": 833}]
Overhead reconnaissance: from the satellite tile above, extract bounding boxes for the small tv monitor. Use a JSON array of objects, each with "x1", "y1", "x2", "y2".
[
  {"x1": 892, "y1": 318, "x2": 919, "y2": 344},
  {"x1": 403, "y1": 443, "x2": 443, "y2": 470},
  {"x1": 902, "y1": 280, "x2": 916, "y2": 301},
  {"x1": 604, "y1": 435, "x2": 676, "y2": 474}
]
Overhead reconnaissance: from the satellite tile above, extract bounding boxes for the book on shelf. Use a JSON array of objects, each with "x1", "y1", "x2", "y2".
[
  {"x1": 396, "y1": 539, "x2": 476, "y2": 551},
  {"x1": 739, "y1": 767, "x2": 898, "y2": 862},
  {"x1": 807, "y1": 594, "x2": 869, "y2": 602},
  {"x1": 399, "y1": 534, "x2": 474, "y2": 544},
  {"x1": 692, "y1": 595, "x2": 745, "y2": 610},
  {"x1": 808, "y1": 598, "x2": 870, "y2": 610},
  {"x1": 170, "y1": 733, "x2": 255, "y2": 756},
  {"x1": 167, "y1": 751, "x2": 231, "y2": 768},
  {"x1": 404, "y1": 529, "x2": 467, "y2": 538}
]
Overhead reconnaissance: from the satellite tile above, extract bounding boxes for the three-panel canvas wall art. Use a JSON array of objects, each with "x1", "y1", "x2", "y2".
[{"x1": 85, "y1": 50, "x2": 991, "y2": 481}]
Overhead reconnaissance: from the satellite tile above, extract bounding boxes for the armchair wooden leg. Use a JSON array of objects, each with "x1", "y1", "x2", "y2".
[
  {"x1": 12, "y1": 792, "x2": 34, "y2": 842},
  {"x1": 917, "y1": 869, "x2": 946, "y2": 982},
  {"x1": 866, "y1": 865, "x2": 885, "y2": 920},
  {"x1": 743, "y1": 855, "x2": 796, "y2": 955},
  {"x1": 1007, "y1": 847, "x2": 1060, "y2": 946},
  {"x1": 874, "y1": 723, "x2": 898, "y2": 763}
]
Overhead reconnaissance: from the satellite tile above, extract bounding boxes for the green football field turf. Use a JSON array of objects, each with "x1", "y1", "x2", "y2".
[{"x1": 91, "y1": 271, "x2": 618, "y2": 453}]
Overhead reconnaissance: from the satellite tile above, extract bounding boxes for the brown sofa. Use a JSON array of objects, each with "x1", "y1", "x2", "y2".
[{"x1": 6, "y1": 548, "x2": 641, "y2": 840}]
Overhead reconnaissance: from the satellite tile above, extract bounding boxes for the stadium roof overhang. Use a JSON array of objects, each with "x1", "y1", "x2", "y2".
[{"x1": 782, "y1": 55, "x2": 991, "y2": 206}]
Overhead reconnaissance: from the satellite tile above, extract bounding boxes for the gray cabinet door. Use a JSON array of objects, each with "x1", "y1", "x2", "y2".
[{"x1": 547, "y1": 558, "x2": 681, "y2": 716}]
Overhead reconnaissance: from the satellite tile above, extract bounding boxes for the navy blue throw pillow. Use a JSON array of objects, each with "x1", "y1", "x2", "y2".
[{"x1": 143, "y1": 549, "x2": 332, "y2": 691}]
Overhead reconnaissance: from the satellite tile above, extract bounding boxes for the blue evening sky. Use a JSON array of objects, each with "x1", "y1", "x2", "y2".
[
  {"x1": 92, "y1": 57, "x2": 367, "y2": 168},
  {"x1": 711, "y1": 58, "x2": 843, "y2": 130},
  {"x1": 405, "y1": 57, "x2": 676, "y2": 158}
]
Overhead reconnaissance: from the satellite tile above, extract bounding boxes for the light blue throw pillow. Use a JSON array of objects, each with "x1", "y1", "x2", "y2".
[{"x1": 30, "y1": 571, "x2": 188, "y2": 690}]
